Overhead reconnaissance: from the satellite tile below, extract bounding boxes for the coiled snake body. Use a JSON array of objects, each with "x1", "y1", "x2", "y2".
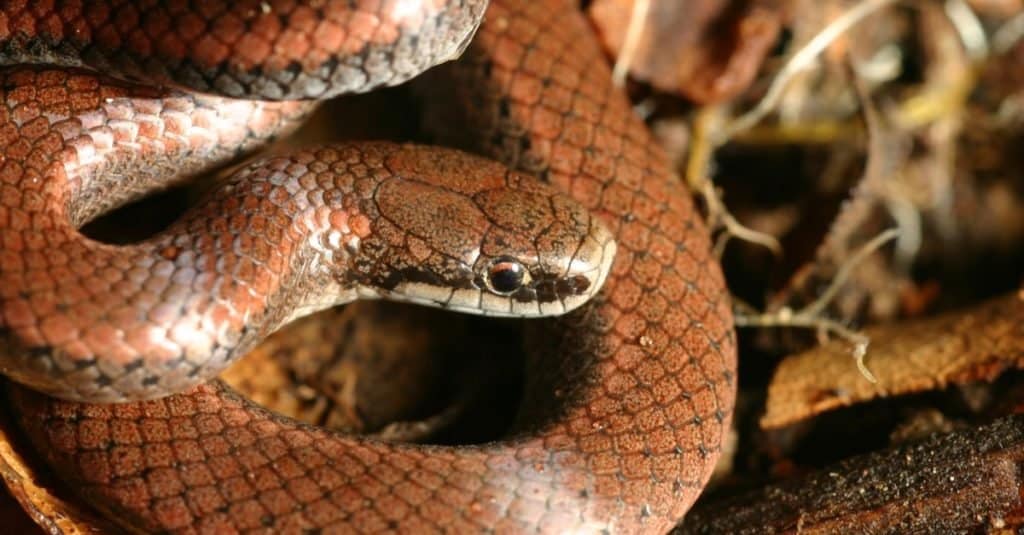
[{"x1": 0, "y1": 0, "x2": 736, "y2": 532}]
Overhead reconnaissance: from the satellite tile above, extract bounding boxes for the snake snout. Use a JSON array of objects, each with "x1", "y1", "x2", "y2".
[
  {"x1": 466, "y1": 180, "x2": 617, "y2": 318},
  {"x1": 558, "y1": 222, "x2": 617, "y2": 314},
  {"x1": 472, "y1": 229, "x2": 616, "y2": 318}
]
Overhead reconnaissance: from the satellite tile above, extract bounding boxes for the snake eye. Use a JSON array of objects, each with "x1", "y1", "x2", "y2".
[{"x1": 486, "y1": 257, "x2": 527, "y2": 295}]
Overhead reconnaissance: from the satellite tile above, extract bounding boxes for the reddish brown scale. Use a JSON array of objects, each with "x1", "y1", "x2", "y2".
[
  {"x1": 2, "y1": 0, "x2": 736, "y2": 533},
  {"x1": 0, "y1": 0, "x2": 488, "y2": 99}
]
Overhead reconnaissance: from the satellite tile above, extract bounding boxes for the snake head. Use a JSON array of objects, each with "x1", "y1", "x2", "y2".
[{"x1": 357, "y1": 144, "x2": 616, "y2": 318}]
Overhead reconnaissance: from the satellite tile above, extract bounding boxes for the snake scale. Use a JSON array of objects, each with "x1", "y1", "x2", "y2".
[{"x1": 0, "y1": 0, "x2": 736, "y2": 532}]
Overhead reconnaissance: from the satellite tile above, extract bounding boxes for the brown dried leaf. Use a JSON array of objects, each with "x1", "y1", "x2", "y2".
[
  {"x1": 587, "y1": 0, "x2": 783, "y2": 103},
  {"x1": 762, "y1": 293, "x2": 1024, "y2": 429}
]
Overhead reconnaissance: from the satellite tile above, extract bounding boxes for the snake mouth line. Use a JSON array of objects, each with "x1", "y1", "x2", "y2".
[
  {"x1": 423, "y1": 234, "x2": 614, "y2": 313},
  {"x1": 364, "y1": 237, "x2": 617, "y2": 318},
  {"x1": 349, "y1": 219, "x2": 617, "y2": 318}
]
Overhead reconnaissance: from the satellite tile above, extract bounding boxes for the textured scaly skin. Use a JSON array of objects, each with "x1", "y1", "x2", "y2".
[
  {"x1": 0, "y1": 0, "x2": 487, "y2": 99},
  {"x1": 3, "y1": 0, "x2": 736, "y2": 532}
]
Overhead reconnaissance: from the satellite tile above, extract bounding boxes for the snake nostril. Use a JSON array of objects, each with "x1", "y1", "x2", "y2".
[{"x1": 558, "y1": 275, "x2": 591, "y2": 296}]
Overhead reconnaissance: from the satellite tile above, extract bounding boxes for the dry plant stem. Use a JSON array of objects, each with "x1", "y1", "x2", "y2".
[
  {"x1": 830, "y1": 65, "x2": 917, "y2": 267},
  {"x1": 992, "y1": 10, "x2": 1024, "y2": 53},
  {"x1": 702, "y1": 182, "x2": 783, "y2": 258},
  {"x1": 803, "y1": 229, "x2": 900, "y2": 318},
  {"x1": 370, "y1": 402, "x2": 464, "y2": 442},
  {"x1": 854, "y1": 44, "x2": 903, "y2": 84},
  {"x1": 723, "y1": 0, "x2": 975, "y2": 145},
  {"x1": 736, "y1": 229, "x2": 901, "y2": 383},
  {"x1": 691, "y1": 0, "x2": 955, "y2": 269},
  {"x1": 766, "y1": 63, "x2": 909, "y2": 317},
  {"x1": 611, "y1": 0, "x2": 651, "y2": 87},
  {"x1": 729, "y1": 64, "x2": 975, "y2": 146},
  {"x1": 886, "y1": 2, "x2": 972, "y2": 260},
  {"x1": 685, "y1": 105, "x2": 725, "y2": 191},
  {"x1": 687, "y1": 106, "x2": 782, "y2": 257},
  {"x1": 369, "y1": 358, "x2": 498, "y2": 442},
  {"x1": 895, "y1": 58, "x2": 975, "y2": 131},
  {"x1": 944, "y1": 0, "x2": 989, "y2": 60},
  {"x1": 811, "y1": 65, "x2": 897, "y2": 263},
  {"x1": 729, "y1": 120, "x2": 859, "y2": 145},
  {"x1": 720, "y1": 0, "x2": 901, "y2": 142}
]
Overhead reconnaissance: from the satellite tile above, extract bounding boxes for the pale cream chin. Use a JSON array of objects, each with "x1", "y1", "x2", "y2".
[{"x1": 366, "y1": 281, "x2": 544, "y2": 318}]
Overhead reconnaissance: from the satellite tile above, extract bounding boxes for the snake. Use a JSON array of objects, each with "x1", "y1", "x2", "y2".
[{"x1": 0, "y1": 0, "x2": 737, "y2": 533}]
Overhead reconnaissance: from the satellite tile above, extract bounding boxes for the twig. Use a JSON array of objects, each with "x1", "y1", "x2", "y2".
[
  {"x1": 801, "y1": 229, "x2": 900, "y2": 318},
  {"x1": 854, "y1": 44, "x2": 903, "y2": 84},
  {"x1": 943, "y1": 0, "x2": 988, "y2": 61},
  {"x1": 720, "y1": 0, "x2": 901, "y2": 142},
  {"x1": 894, "y1": 69, "x2": 975, "y2": 130},
  {"x1": 611, "y1": 0, "x2": 650, "y2": 87},
  {"x1": 991, "y1": 10, "x2": 1024, "y2": 54},
  {"x1": 738, "y1": 310, "x2": 874, "y2": 381},
  {"x1": 728, "y1": 120, "x2": 858, "y2": 145},
  {"x1": 795, "y1": 61, "x2": 904, "y2": 268},
  {"x1": 687, "y1": 106, "x2": 783, "y2": 257},
  {"x1": 685, "y1": 106, "x2": 723, "y2": 190},
  {"x1": 703, "y1": 181, "x2": 783, "y2": 258},
  {"x1": 729, "y1": 64, "x2": 974, "y2": 146},
  {"x1": 736, "y1": 228, "x2": 901, "y2": 383},
  {"x1": 851, "y1": 65, "x2": 921, "y2": 267},
  {"x1": 371, "y1": 402, "x2": 465, "y2": 443}
]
